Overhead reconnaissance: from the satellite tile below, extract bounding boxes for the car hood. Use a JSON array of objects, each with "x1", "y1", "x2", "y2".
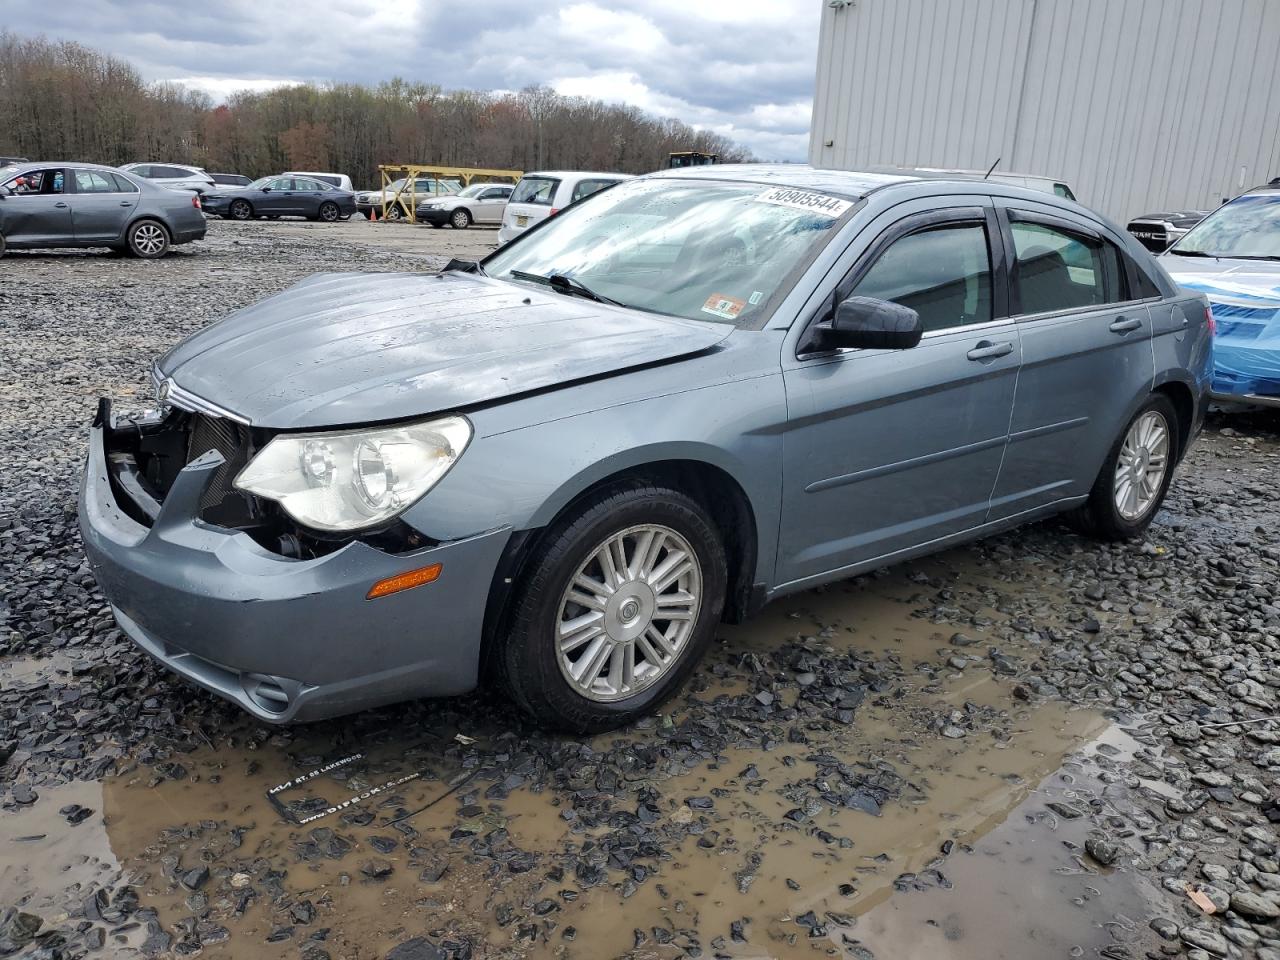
[
  {"x1": 1131, "y1": 210, "x2": 1208, "y2": 228},
  {"x1": 157, "y1": 272, "x2": 732, "y2": 430},
  {"x1": 1161, "y1": 254, "x2": 1280, "y2": 306}
]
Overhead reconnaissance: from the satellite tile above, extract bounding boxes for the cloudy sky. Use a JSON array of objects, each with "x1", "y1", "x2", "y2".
[{"x1": 27, "y1": 0, "x2": 821, "y2": 160}]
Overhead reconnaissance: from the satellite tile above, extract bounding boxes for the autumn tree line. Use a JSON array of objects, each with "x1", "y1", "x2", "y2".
[{"x1": 0, "y1": 32, "x2": 751, "y2": 189}]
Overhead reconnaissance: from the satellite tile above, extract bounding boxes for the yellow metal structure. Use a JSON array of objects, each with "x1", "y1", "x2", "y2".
[{"x1": 375, "y1": 164, "x2": 524, "y2": 222}]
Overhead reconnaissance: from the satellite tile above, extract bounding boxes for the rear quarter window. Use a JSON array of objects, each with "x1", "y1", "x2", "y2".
[{"x1": 570, "y1": 178, "x2": 619, "y2": 203}]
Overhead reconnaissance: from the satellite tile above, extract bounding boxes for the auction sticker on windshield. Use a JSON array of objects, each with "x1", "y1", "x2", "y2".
[
  {"x1": 702, "y1": 293, "x2": 746, "y2": 321},
  {"x1": 755, "y1": 187, "x2": 853, "y2": 218}
]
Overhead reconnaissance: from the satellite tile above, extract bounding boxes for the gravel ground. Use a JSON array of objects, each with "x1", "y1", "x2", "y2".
[{"x1": 2, "y1": 221, "x2": 1280, "y2": 960}]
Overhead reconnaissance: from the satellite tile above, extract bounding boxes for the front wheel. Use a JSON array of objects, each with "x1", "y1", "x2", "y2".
[
  {"x1": 498, "y1": 485, "x2": 727, "y2": 732},
  {"x1": 319, "y1": 202, "x2": 340, "y2": 222},
  {"x1": 127, "y1": 220, "x2": 169, "y2": 258},
  {"x1": 450, "y1": 209, "x2": 471, "y2": 229},
  {"x1": 229, "y1": 199, "x2": 252, "y2": 221},
  {"x1": 1068, "y1": 394, "x2": 1179, "y2": 540}
]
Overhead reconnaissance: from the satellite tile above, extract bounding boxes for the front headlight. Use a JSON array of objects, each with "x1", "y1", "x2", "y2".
[{"x1": 233, "y1": 416, "x2": 471, "y2": 532}]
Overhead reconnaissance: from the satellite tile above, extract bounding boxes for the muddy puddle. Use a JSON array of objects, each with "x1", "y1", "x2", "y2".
[{"x1": 5, "y1": 547, "x2": 1166, "y2": 958}]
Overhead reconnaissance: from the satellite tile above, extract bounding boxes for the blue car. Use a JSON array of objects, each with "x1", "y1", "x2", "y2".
[
  {"x1": 80, "y1": 165, "x2": 1211, "y2": 730},
  {"x1": 1161, "y1": 178, "x2": 1280, "y2": 407},
  {"x1": 202, "y1": 175, "x2": 356, "y2": 222}
]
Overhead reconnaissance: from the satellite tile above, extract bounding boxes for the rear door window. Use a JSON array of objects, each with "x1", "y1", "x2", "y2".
[
  {"x1": 74, "y1": 171, "x2": 117, "y2": 193},
  {"x1": 851, "y1": 222, "x2": 994, "y2": 333},
  {"x1": 511, "y1": 176, "x2": 559, "y2": 206},
  {"x1": 1010, "y1": 220, "x2": 1123, "y2": 314}
]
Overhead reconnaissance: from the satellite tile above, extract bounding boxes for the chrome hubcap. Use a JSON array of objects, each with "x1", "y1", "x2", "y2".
[
  {"x1": 133, "y1": 224, "x2": 164, "y2": 255},
  {"x1": 555, "y1": 524, "x2": 702, "y2": 702},
  {"x1": 1114, "y1": 410, "x2": 1170, "y2": 521}
]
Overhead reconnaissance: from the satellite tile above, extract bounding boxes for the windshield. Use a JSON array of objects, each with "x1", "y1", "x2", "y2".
[
  {"x1": 484, "y1": 178, "x2": 856, "y2": 325},
  {"x1": 456, "y1": 184, "x2": 487, "y2": 198},
  {"x1": 1171, "y1": 194, "x2": 1280, "y2": 259}
]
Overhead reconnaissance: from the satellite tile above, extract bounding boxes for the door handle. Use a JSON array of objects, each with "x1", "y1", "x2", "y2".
[
  {"x1": 966, "y1": 340, "x2": 1014, "y2": 361},
  {"x1": 119, "y1": 201, "x2": 134, "y2": 206},
  {"x1": 55, "y1": 201, "x2": 68, "y2": 208},
  {"x1": 1109, "y1": 316, "x2": 1142, "y2": 333}
]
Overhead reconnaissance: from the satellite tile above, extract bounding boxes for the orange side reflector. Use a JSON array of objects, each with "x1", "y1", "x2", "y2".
[{"x1": 366, "y1": 563, "x2": 442, "y2": 600}]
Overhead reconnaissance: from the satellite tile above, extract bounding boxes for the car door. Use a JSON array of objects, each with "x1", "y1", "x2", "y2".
[
  {"x1": 292, "y1": 178, "x2": 325, "y2": 216},
  {"x1": 987, "y1": 200, "x2": 1155, "y2": 520},
  {"x1": 776, "y1": 198, "x2": 1020, "y2": 587},
  {"x1": 257, "y1": 178, "x2": 293, "y2": 215},
  {"x1": 69, "y1": 169, "x2": 137, "y2": 242},
  {"x1": 477, "y1": 187, "x2": 510, "y2": 223},
  {"x1": 0, "y1": 168, "x2": 73, "y2": 244}
]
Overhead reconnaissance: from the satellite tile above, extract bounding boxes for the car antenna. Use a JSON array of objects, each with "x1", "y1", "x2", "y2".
[{"x1": 983, "y1": 157, "x2": 1002, "y2": 180}]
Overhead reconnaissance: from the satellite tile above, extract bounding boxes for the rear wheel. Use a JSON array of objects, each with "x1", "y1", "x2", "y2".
[
  {"x1": 498, "y1": 484, "x2": 727, "y2": 732},
  {"x1": 319, "y1": 202, "x2": 340, "y2": 222},
  {"x1": 229, "y1": 199, "x2": 253, "y2": 221},
  {"x1": 127, "y1": 220, "x2": 169, "y2": 258},
  {"x1": 450, "y1": 209, "x2": 472, "y2": 229},
  {"x1": 1068, "y1": 394, "x2": 1179, "y2": 540}
]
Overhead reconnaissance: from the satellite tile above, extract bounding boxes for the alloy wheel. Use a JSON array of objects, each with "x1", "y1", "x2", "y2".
[
  {"x1": 554, "y1": 524, "x2": 702, "y2": 703},
  {"x1": 131, "y1": 223, "x2": 166, "y2": 256},
  {"x1": 1113, "y1": 410, "x2": 1170, "y2": 521},
  {"x1": 320, "y1": 202, "x2": 339, "y2": 222}
]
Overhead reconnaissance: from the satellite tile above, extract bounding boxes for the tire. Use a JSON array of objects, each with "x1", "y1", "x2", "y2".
[
  {"x1": 385, "y1": 204, "x2": 405, "y2": 221},
  {"x1": 0, "y1": 232, "x2": 5, "y2": 259},
  {"x1": 229, "y1": 199, "x2": 253, "y2": 221},
  {"x1": 497, "y1": 484, "x2": 728, "y2": 733},
  {"x1": 450, "y1": 209, "x2": 472, "y2": 229},
  {"x1": 127, "y1": 220, "x2": 169, "y2": 259},
  {"x1": 1067, "y1": 394, "x2": 1179, "y2": 541},
  {"x1": 319, "y1": 202, "x2": 340, "y2": 222}
]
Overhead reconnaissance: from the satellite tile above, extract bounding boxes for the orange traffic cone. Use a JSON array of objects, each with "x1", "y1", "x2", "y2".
[{"x1": 369, "y1": 207, "x2": 378, "y2": 222}]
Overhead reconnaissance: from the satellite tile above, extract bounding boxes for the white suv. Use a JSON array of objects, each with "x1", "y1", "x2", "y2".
[
  {"x1": 120, "y1": 163, "x2": 215, "y2": 195},
  {"x1": 497, "y1": 171, "x2": 633, "y2": 245}
]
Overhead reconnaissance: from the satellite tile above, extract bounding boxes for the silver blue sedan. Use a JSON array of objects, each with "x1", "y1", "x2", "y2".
[
  {"x1": 80, "y1": 165, "x2": 1211, "y2": 730},
  {"x1": 0, "y1": 162, "x2": 206, "y2": 258},
  {"x1": 202, "y1": 175, "x2": 357, "y2": 222}
]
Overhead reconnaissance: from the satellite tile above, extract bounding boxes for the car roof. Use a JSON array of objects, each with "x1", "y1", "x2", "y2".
[
  {"x1": 520, "y1": 171, "x2": 636, "y2": 180},
  {"x1": 646, "y1": 163, "x2": 917, "y2": 198},
  {"x1": 7, "y1": 161, "x2": 140, "y2": 173}
]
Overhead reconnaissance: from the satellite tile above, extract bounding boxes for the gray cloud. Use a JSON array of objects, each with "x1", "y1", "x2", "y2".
[{"x1": 24, "y1": 0, "x2": 818, "y2": 159}]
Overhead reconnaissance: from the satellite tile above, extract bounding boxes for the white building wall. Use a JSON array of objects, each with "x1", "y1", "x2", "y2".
[{"x1": 809, "y1": 0, "x2": 1280, "y2": 221}]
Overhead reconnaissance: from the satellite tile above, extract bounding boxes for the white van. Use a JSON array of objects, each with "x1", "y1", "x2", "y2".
[
  {"x1": 283, "y1": 171, "x2": 354, "y2": 193},
  {"x1": 497, "y1": 171, "x2": 633, "y2": 245}
]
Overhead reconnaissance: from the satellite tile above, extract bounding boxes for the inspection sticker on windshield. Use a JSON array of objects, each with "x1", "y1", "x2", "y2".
[
  {"x1": 702, "y1": 293, "x2": 746, "y2": 320},
  {"x1": 754, "y1": 187, "x2": 853, "y2": 218}
]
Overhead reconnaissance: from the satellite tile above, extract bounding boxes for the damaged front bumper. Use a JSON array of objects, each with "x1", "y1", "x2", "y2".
[{"x1": 78, "y1": 409, "x2": 509, "y2": 723}]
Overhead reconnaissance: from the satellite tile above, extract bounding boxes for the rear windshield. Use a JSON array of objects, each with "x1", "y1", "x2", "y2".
[
  {"x1": 511, "y1": 176, "x2": 560, "y2": 206},
  {"x1": 212, "y1": 174, "x2": 250, "y2": 185}
]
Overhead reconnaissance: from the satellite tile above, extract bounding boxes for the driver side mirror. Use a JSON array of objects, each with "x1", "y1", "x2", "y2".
[
  {"x1": 261, "y1": 187, "x2": 272, "y2": 193},
  {"x1": 822, "y1": 296, "x2": 923, "y2": 351}
]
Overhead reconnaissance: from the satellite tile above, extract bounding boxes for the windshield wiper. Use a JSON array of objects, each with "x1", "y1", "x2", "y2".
[
  {"x1": 1167, "y1": 248, "x2": 1217, "y2": 258},
  {"x1": 509, "y1": 270, "x2": 624, "y2": 307}
]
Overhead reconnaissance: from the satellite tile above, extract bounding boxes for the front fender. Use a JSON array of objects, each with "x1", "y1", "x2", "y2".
[{"x1": 405, "y1": 372, "x2": 788, "y2": 589}]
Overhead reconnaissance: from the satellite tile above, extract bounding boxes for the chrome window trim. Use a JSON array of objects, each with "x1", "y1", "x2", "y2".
[{"x1": 152, "y1": 365, "x2": 251, "y2": 425}]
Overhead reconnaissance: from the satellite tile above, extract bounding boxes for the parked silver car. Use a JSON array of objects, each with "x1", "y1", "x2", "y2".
[
  {"x1": 80, "y1": 165, "x2": 1210, "y2": 730},
  {"x1": 355, "y1": 177, "x2": 460, "y2": 220},
  {"x1": 1, "y1": 162, "x2": 207, "y2": 258},
  {"x1": 119, "y1": 162, "x2": 216, "y2": 195},
  {"x1": 416, "y1": 182, "x2": 513, "y2": 228}
]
